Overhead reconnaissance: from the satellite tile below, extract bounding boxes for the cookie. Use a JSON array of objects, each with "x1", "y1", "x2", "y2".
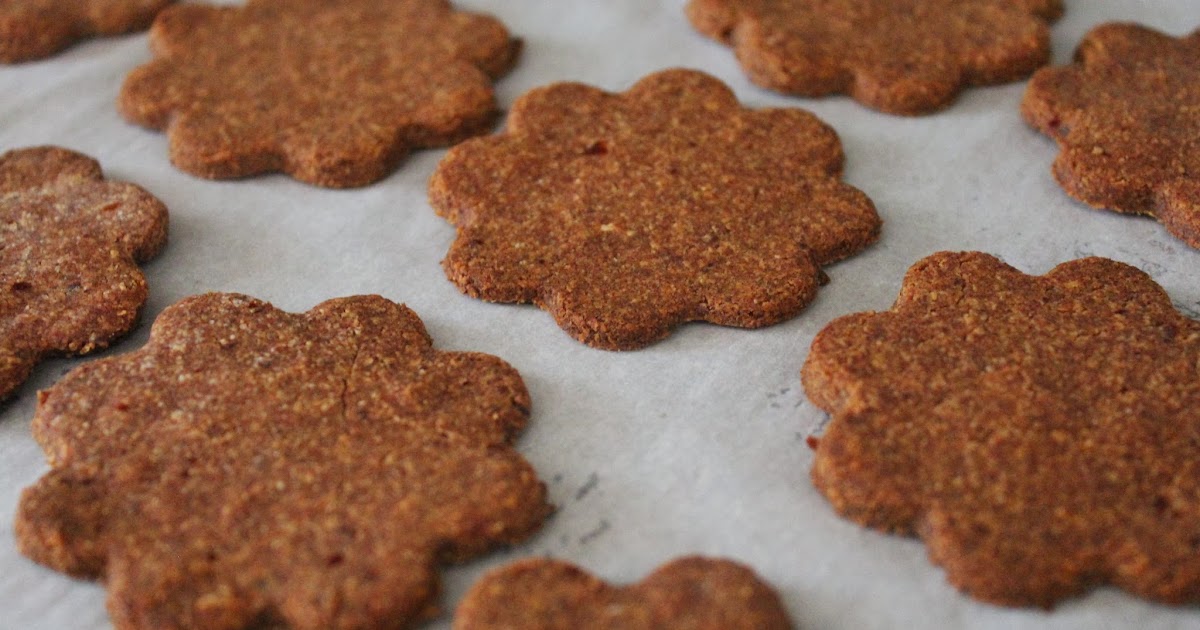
[
  {"x1": 802, "y1": 251, "x2": 1200, "y2": 607},
  {"x1": 0, "y1": 146, "x2": 167, "y2": 401},
  {"x1": 429, "y1": 68, "x2": 880, "y2": 350},
  {"x1": 16, "y1": 293, "x2": 550, "y2": 629},
  {"x1": 454, "y1": 556, "x2": 794, "y2": 629},
  {"x1": 0, "y1": 0, "x2": 175, "y2": 63},
  {"x1": 1022, "y1": 23, "x2": 1200, "y2": 249},
  {"x1": 118, "y1": 0, "x2": 520, "y2": 188},
  {"x1": 686, "y1": 0, "x2": 1062, "y2": 114}
]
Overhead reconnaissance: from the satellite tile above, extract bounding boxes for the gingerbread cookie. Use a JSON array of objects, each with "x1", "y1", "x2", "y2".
[
  {"x1": 118, "y1": 0, "x2": 520, "y2": 188},
  {"x1": 802, "y1": 251, "x2": 1200, "y2": 607},
  {"x1": 0, "y1": 146, "x2": 167, "y2": 401},
  {"x1": 430, "y1": 68, "x2": 880, "y2": 350},
  {"x1": 687, "y1": 0, "x2": 1062, "y2": 114},
  {"x1": 0, "y1": 0, "x2": 175, "y2": 63},
  {"x1": 1022, "y1": 23, "x2": 1200, "y2": 248},
  {"x1": 17, "y1": 293, "x2": 550, "y2": 629},
  {"x1": 454, "y1": 556, "x2": 794, "y2": 629}
]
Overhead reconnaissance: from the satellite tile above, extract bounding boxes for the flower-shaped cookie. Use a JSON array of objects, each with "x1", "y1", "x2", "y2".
[
  {"x1": 17, "y1": 293, "x2": 550, "y2": 630},
  {"x1": 430, "y1": 69, "x2": 881, "y2": 350},
  {"x1": 0, "y1": 0, "x2": 174, "y2": 63},
  {"x1": 1022, "y1": 24, "x2": 1200, "y2": 249},
  {"x1": 454, "y1": 557, "x2": 794, "y2": 629},
  {"x1": 687, "y1": 0, "x2": 1062, "y2": 114},
  {"x1": 802, "y1": 251, "x2": 1200, "y2": 607},
  {"x1": 0, "y1": 146, "x2": 167, "y2": 400},
  {"x1": 118, "y1": 0, "x2": 519, "y2": 188}
]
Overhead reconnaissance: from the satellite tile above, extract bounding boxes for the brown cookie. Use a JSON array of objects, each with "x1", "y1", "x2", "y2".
[
  {"x1": 687, "y1": 0, "x2": 1062, "y2": 115},
  {"x1": 118, "y1": 0, "x2": 520, "y2": 188},
  {"x1": 0, "y1": 0, "x2": 175, "y2": 63},
  {"x1": 16, "y1": 293, "x2": 551, "y2": 629},
  {"x1": 1022, "y1": 23, "x2": 1200, "y2": 249},
  {"x1": 802, "y1": 251, "x2": 1200, "y2": 607},
  {"x1": 454, "y1": 556, "x2": 794, "y2": 629},
  {"x1": 0, "y1": 146, "x2": 167, "y2": 401},
  {"x1": 429, "y1": 68, "x2": 880, "y2": 350}
]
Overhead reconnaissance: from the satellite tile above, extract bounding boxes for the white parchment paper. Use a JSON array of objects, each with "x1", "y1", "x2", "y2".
[{"x1": 2, "y1": 1, "x2": 1198, "y2": 629}]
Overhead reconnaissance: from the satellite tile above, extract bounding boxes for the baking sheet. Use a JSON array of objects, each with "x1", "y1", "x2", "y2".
[{"x1": 2, "y1": 1, "x2": 1199, "y2": 628}]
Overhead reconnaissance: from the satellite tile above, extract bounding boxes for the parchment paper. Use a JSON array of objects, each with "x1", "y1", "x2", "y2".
[{"x1": 2, "y1": 1, "x2": 1198, "y2": 629}]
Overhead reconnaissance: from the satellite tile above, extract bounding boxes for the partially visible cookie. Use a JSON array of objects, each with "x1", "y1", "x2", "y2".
[
  {"x1": 0, "y1": 146, "x2": 167, "y2": 401},
  {"x1": 802, "y1": 251, "x2": 1200, "y2": 607},
  {"x1": 16, "y1": 293, "x2": 550, "y2": 629},
  {"x1": 0, "y1": 0, "x2": 174, "y2": 63},
  {"x1": 454, "y1": 556, "x2": 794, "y2": 629},
  {"x1": 430, "y1": 68, "x2": 880, "y2": 350},
  {"x1": 119, "y1": 0, "x2": 520, "y2": 188},
  {"x1": 687, "y1": 0, "x2": 1062, "y2": 114},
  {"x1": 1022, "y1": 23, "x2": 1200, "y2": 248}
]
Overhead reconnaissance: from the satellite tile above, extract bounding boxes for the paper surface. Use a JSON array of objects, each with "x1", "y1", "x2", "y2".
[{"x1": 2, "y1": 1, "x2": 1199, "y2": 628}]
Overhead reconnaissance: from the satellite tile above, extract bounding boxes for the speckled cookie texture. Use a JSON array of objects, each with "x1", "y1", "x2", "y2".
[
  {"x1": 16, "y1": 293, "x2": 550, "y2": 630},
  {"x1": 802, "y1": 251, "x2": 1200, "y2": 607},
  {"x1": 686, "y1": 0, "x2": 1062, "y2": 114},
  {"x1": 1022, "y1": 23, "x2": 1200, "y2": 249},
  {"x1": 118, "y1": 0, "x2": 519, "y2": 188},
  {"x1": 0, "y1": 0, "x2": 175, "y2": 63},
  {"x1": 454, "y1": 556, "x2": 794, "y2": 629},
  {"x1": 430, "y1": 68, "x2": 881, "y2": 350},
  {"x1": 0, "y1": 146, "x2": 167, "y2": 401}
]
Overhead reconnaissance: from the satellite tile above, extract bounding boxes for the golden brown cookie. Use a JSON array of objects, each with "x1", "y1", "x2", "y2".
[
  {"x1": 687, "y1": 0, "x2": 1062, "y2": 114},
  {"x1": 454, "y1": 556, "x2": 794, "y2": 629},
  {"x1": 16, "y1": 293, "x2": 550, "y2": 630},
  {"x1": 0, "y1": 0, "x2": 174, "y2": 63},
  {"x1": 1022, "y1": 23, "x2": 1200, "y2": 249},
  {"x1": 802, "y1": 251, "x2": 1200, "y2": 607},
  {"x1": 430, "y1": 68, "x2": 880, "y2": 350},
  {"x1": 0, "y1": 146, "x2": 167, "y2": 401},
  {"x1": 118, "y1": 0, "x2": 519, "y2": 188}
]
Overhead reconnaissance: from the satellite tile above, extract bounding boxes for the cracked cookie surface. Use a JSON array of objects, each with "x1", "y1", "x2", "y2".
[
  {"x1": 803, "y1": 251, "x2": 1200, "y2": 607},
  {"x1": 0, "y1": 146, "x2": 167, "y2": 400},
  {"x1": 17, "y1": 293, "x2": 550, "y2": 630},
  {"x1": 687, "y1": 0, "x2": 1061, "y2": 114},
  {"x1": 430, "y1": 68, "x2": 880, "y2": 350}
]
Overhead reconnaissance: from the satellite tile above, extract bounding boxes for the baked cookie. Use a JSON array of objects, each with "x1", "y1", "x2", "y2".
[
  {"x1": 430, "y1": 68, "x2": 880, "y2": 350},
  {"x1": 118, "y1": 0, "x2": 520, "y2": 188},
  {"x1": 802, "y1": 251, "x2": 1200, "y2": 607},
  {"x1": 0, "y1": 0, "x2": 174, "y2": 63},
  {"x1": 16, "y1": 293, "x2": 550, "y2": 629},
  {"x1": 687, "y1": 0, "x2": 1062, "y2": 114},
  {"x1": 454, "y1": 556, "x2": 794, "y2": 629},
  {"x1": 0, "y1": 146, "x2": 167, "y2": 401},
  {"x1": 1022, "y1": 23, "x2": 1200, "y2": 249}
]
